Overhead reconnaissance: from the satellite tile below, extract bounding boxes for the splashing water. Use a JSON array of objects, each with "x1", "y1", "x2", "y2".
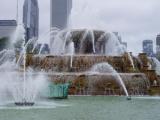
[
  {"x1": 50, "y1": 29, "x2": 126, "y2": 56},
  {"x1": 10, "y1": 24, "x2": 26, "y2": 45},
  {"x1": 88, "y1": 30, "x2": 95, "y2": 53},
  {"x1": 127, "y1": 52, "x2": 135, "y2": 69},
  {"x1": 17, "y1": 38, "x2": 36, "y2": 65},
  {"x1": 0, "y1": 24, "x2": 48, "y2": 105},
  {"x1": 79, "y1": 29, "x2": 89, "y2": 53},
  {"x1": 0, "y1": 50, "x2": 15, "y2": 65},
  {"x1": 0, "y1": 67, "x2": 47, "y2": 103},
  {"x1": 68, "y1": 41, "x2": 75, "y2": 68},
  {"x1": 105, "y1": 33, "x2": 126, "y2": 56},
  {"x1": 90, "y1": 62, "x2": 129, "y2": 96}
]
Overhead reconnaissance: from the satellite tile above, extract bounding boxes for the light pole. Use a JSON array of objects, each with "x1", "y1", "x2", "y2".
[{"x1": 16, "y1": 0, "x2": 19, "y2": 23}]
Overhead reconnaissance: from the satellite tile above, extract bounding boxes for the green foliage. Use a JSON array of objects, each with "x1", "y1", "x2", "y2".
[{"x1": 0, "y1": 37, "x2": 10, "y2": 50}]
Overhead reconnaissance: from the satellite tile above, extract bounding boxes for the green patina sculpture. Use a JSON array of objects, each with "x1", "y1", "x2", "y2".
[{"x1": 49, "y1": 83, "x2": 70, "y2": 99}]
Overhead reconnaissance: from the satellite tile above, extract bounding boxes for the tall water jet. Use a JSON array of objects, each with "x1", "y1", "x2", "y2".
[
  {"x1": 67, "y1": 41, "x2": 75, "y2": 68},
  {"x1": 88, "y1": 30, "x2": 95, "y2": 53},
  {"x1": 127, "y1": 52, "x2": 135, "y2": 69},
  {"x1": 80, "y1": 29, "x2": 89, "y2": 53},
  {"x1": 23, "y1": 40, "x2": 27, "y2": 104},
  {"x1": 17, "y1": 38, "x2": 35, "y2": 65},
  {"x1": 38, "y1": 44, "x2": 45, "y2": 55},
  {"x1": 14, "y1": 39, "x2": 35, "y2": 106},
  {"x1": 0, "y1": 23, "x2": 48, "y2": 106}
]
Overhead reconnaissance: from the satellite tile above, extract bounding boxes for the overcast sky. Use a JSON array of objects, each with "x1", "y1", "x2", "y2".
[{"x1": 0, "y1": 0, "x2": 160, "y2": 54}]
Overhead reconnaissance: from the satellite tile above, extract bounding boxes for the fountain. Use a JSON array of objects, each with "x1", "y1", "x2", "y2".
[
  {"x1": 1, "y1": 1, "x2": 160, "y2": 119},
  {"x1": 0, "y1": 2, "x2": 160, "y2": 108},
  {"x1": 127, "y1": 52, "x2": 135, "y2": 70},
  {"x1": 0, "y1": 24, "x2": 48, "y2": 106},
  {"x1": 27, "y1": 28, "x2": 154, "y2": 97},
  {"x1": 50, "y1": 29, "x2": 126, "y2": 55}
]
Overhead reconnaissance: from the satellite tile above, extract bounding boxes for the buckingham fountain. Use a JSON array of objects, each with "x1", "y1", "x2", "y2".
[
  {"x1": 26, "y1": 29, "x2": 160, "y2": 98},
  {"x1": 1, "y1": 26, "x2": 160, "y2": 107},
  {"x1": 1, "y1": 1, "x2": 160, "y2": 120},
  {"x1": 1, "y1": 20, "x2": 160, "y2": 120}
]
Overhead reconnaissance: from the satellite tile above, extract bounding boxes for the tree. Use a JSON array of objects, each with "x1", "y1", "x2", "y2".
[{"x1": 0, "y1": 37, "x2": 10, "y2": 51}]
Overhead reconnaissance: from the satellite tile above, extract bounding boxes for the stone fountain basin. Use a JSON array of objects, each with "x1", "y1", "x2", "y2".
[
  {"x1": 29, "y1": 54, "x2": 140, "y2": 73},
  {"x1": 0, "y1": 71, "x2": 148, "y2": 88},
  {"x1": 0, "y1": 71, "x2": 149, "y2": 96},
  {"x1": 45, "y1": 72, "x2": 149, "y2": 96}
]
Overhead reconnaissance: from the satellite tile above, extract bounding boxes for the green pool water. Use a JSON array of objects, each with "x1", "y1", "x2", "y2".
[{"x1": 0, "y1": 96, "x2": 160, "y2": 120}]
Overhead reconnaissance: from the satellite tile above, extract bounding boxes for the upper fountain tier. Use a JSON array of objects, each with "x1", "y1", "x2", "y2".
[{"x1": 50, "y1": 29, "x2": 126, "y2": 56}]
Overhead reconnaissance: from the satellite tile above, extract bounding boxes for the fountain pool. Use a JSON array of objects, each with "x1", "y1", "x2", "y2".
[{"x1": 0, "y1": 96, "x2": 160, "y2": 120}]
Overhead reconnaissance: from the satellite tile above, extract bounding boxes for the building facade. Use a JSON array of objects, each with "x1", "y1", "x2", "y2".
[
  {"x1": 156, "y1": 34, "x2": 160, "y2": 54},
  {"x1": 23, "y1": 0, "x2": 39, "y2": 42},
  {"x1": 50, "y1": 0, "x2": 72, "y2": 30},
  {"x1": 0, "y1": 20, "x2": 17, "y2": 50},
  {"x1": 0, "y1": 20, "x2": 17, "y2": 39},
  {"x1": 143, "y1": 40, "x2": 154, "y2": 57}
]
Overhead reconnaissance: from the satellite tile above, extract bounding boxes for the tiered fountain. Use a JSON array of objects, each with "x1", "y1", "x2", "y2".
[
  {"x1": 0, "y1": 25, "x2": 47, "y2": 106},
  {"x1": 27, "y1": 29, "x2": 160, "y2": 97},
  {"x1": 1, "y1": 26, "x2": 160, "y2": 106}
]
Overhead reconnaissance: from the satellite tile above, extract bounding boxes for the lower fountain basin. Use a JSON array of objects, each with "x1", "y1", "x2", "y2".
[{"x1": 1, "y1": 96, "x2": 159, "y2": 120}]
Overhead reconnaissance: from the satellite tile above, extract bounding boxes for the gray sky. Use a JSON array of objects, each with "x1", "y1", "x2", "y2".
[{"x1": 0, "y1": 0, "x2": 160, "y2": 54}]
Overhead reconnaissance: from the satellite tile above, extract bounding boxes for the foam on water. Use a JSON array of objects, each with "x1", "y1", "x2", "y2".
[{"x1": 0, "y1": 101, "x2": 70, "y2": 110}]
